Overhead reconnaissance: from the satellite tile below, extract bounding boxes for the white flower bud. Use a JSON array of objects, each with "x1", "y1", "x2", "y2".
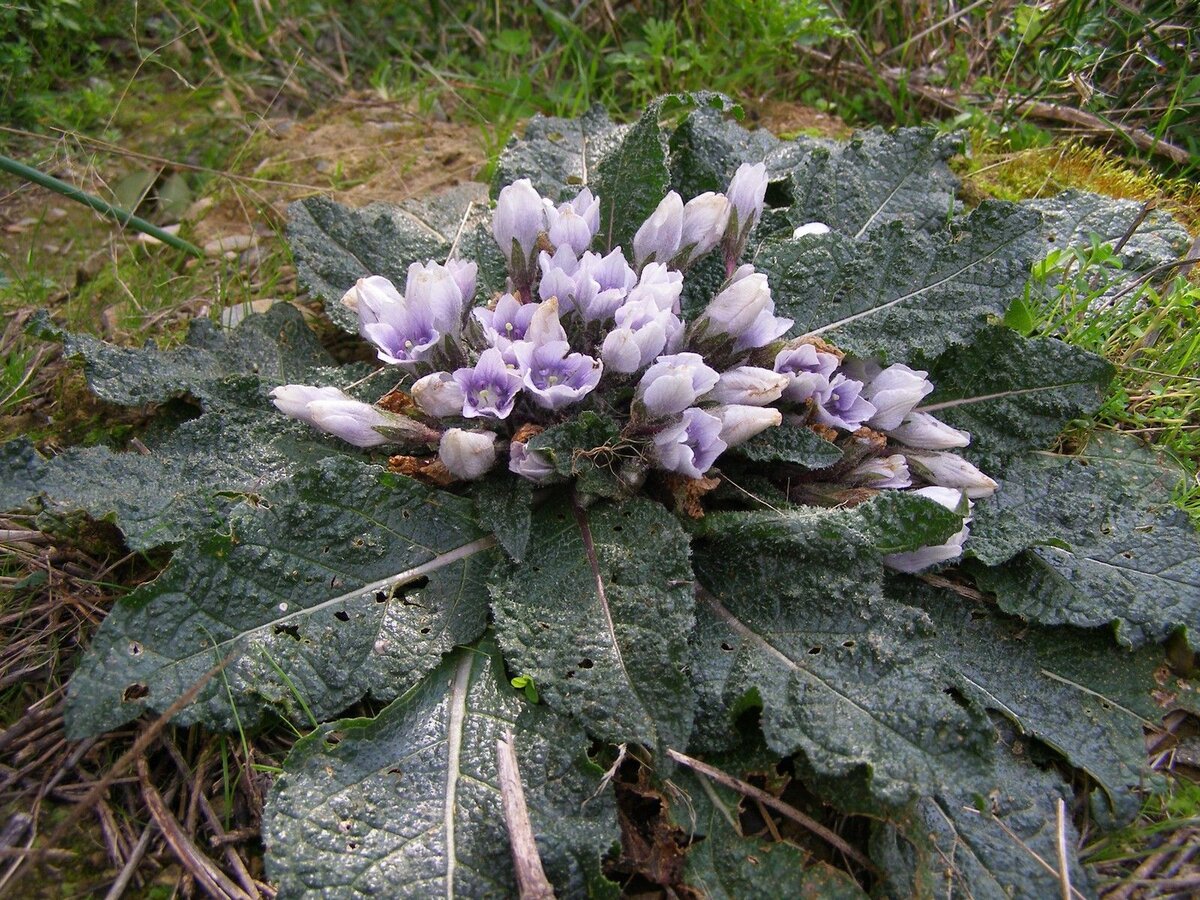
[
  {"x1": 411, "y1": 372, "x2": 466, "y2": 418},
  {"x1": 863, "y1": 364, "x2": 934, "y2": 432},
  {"x1": 849, "y1": 454, "x2": 912, "y2": 489},
  {"x1": 438, "y1": 428, "x2": 497, "y2": 481},
  {"x1": 677, "y1": 192, "x2": 732, "y2": 266},
  {"x1": 887, "y1": 412, "x2": 971, "y2": 450},
  {"x1": 633, "y1": 191, "x2": 684, "y2": 268},
  {"x1": 710, "y1": 404, "x2": 782, "y2": 447},
  {"x1": 906, "y1": 452, "x2": 998, "y2": 499},
  {"x1": 704, "y1": 366, "x2": 789, "y2": 406}
]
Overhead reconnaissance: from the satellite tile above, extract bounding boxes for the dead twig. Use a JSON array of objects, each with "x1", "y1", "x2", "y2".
[
  {"x1": 496, "y1": 732, "x2": 554, "y2": 900},
  {"x1": 665, "y1": 748, "x2": 876, "y2": 873}
]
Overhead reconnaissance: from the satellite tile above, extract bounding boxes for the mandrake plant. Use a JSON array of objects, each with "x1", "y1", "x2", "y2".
[{"x1": 4, "y1": 93, "x2": 1198, "y2": 897}]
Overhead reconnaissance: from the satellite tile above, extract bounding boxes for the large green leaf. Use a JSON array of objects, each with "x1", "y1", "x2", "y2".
[
  {"x1": 688, "y1": 499, "x2": 994, "y2": 808},
  {"x1": 872, "y1": 722, "x2": 1094, "y2": 900},
  {"x1": 967, "y1": 447, "x2": 1200, "y2": 647},
  {"x1": 264, "y1": 640, "x2": 618, "y2": 898},
  {"x1": 493, "y1": 105, "x2": 625, "y2": 201},
  {"x1": 757, "y1": 201, "x2": 1043, "y2": 362},
  {"x1": 1026, "y1": 188, "x2": 1192, "y2": 272},
  {"x1": 33, "y1": 302, "x2": 332, "y2": 407},
  {"x1": 489, "y1": 495, "x2": 696, "y2": 755},
  {"x1": 782, "y1": 127, "x2": 962, "y2": 238},
  {"x1": 65, "y1": 457, "x2": 499, "y2": 738},
  {"x1": 726, "y1": 422, "x2": 842, "y2": 469},
  {"x1": 667, "y1": 102, "x2": 783, "y2": 200},
  {"x1": 892, "y1": 579, "x2": 1184, "y2": 821},
  {"x1": 287, "y1": 183, "x2": 490, "y2": 331},
  {"x1": 917, "y1": 325, "x2": 1113, "y2": 469}
]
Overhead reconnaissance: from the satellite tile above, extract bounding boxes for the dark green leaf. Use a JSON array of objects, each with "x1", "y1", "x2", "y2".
[
  {"x1": 469, "y1": 473, "x2": 532, "y2": 562},
  {"x1": 65, "y1": 457, "x2": 499, "y2": 738},
  {"x1": 1026, "y1": 189, "x2": 1192, "y2": 272},
  {"x1": 855, "y1": 489, "x2": 966, "y2": 554},
  {"x1": 264, "y1": 639, "x2": 618, "y2": 898},
  {"x1": 783, "y1": 127, "x2": 962, "y2": 238},
  {"x1": 727, "y1": 423, "x2": 842, "y2": 469},
  {"x1": 758, "y1": 202, "x2": 1043, "y2": 362},
  {"x1": 287, "y1": 184, "x2": 489, "y2": 331},
  {"x1": 527, "y1": 411, "x2": 625, "y2": 496},
  {"x1": 967, "y1": 447, "x2": 1200, "y2": 647},
  {"x1": 916, "y1": 325, "x2": 1113, "y2": 469},
  {"x1": 668, "y1": 102, "x2": 780, "y2": 199},
  {"x1": 490, "y1": 496, "x2": 695, "y2": 755},
  {"x1": 493, "y1": 105, "x2": 624, "y2": 201}
]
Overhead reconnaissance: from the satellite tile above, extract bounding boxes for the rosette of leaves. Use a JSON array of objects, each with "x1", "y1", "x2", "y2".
[{"x1": 5, "y1": 93, "x2": 1198, "y2": 897}]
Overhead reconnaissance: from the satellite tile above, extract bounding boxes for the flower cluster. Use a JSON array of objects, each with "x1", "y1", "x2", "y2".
[{"x1": 273, "y1": 166, "x2": 997, "y2": 572}]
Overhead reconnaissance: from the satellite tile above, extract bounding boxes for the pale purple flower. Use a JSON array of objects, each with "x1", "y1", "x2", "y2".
[
  {"x1": 652, "y1": 407, "x2": 727, "y2": 478},
  {"x1": 676, "y1": 192, "x2": 732, "y2": 267},
  {"x1": 888, "y1": 412, "x2": 971, "y2": 450},
  {"x1": 626, "y1": 262, "x2": 683, "y2": 314},
  {"x1": 523, "y1": 297, "x2": 569, "y2": 347},
  {"x1": 493, "y1": 179, "x2": 545, "y2": 288},
  {"x1": 271, "y1": 385, "x2": 431, "y2": 449},
  {"x1": 697, "y1": 266, "x2": 792, "y2": 353},
  {"x1": 546, "y1": 188, "x2": 599, "y2": 255},
  {"x1": 445, "y1": 258, "x2": 478, "y2": 308},
  {"x1": 343, "y1": 275, "x2": 401, "y2": 338},
  {"x1": 704, "y1": 366, "x2": 789, "y2": 406},
  {"x1": 509, "y1": 441, "x2": 558, "y2": 484},
  {"x1": 637, "y1": 352, "x2": 721, "y2": 417},
  {"x1": 472, "y1": 293, "x2": 538, "y2": 351},
  {"x1": 513, "y1": 341, "x2": 603, "y2": 411},
  {"x1": 883, "y1": 486, "x2": 972, "y2": 573},
  {"x1": 710, "y1": 404, "x2": 782, "y2": 447},
  {"x1": 411, "y1": 371, "x2": 467, "y2": 418},
  {"x1": 537, "y1": 246, "x2": 581, "y2": 310},
  {"x1": 574, "y1": 248, "x2": 637, "y2": 322},
  {"x1": 774, "y1": 342, "x2": 840, "y2": 403},
  {"x1": 404, "y1": 260, "x2": 470, "y2": 340},
  {"x1": 452, "y1": 348, "x2": 524, "y2": 419},
  {"x1": 792, "y1": 222, "x2": 831, "y2": 238},
  {"x1": 439, "y1": 428, "x2": 497, "y2": 481},
  {"x1": 862, "y1": 363, "x2": 934, "y2": 432},
  {"x1": 812, "y1": 374, "x2": 877, "y2": 431},
  {"x1": 633, "y1": 191, "x2": 684, "y2": 268},
  {"x1": 601, "y1": 297, "x2": 685, "y2": 374},
  {"x1": 724, "y1": 162, "x2": 768, "y2": 258},
  {"x1": 905, "y1": 452, "x2": 998, "y2": 499},
  {"x1": 848, "y1": 454, "x2": 912, "y2": 489}
]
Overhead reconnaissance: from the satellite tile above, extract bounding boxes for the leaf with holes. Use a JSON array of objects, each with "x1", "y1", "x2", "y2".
[
  {"x1": 489, "y1": 496, "x2": 696, "y2": 755},
  {"x1": 65, "y1": 457, "x2": 499, "y2": 737},
  {"x1": 264, "y1": 638, "x2": 619, "y2": 898}
]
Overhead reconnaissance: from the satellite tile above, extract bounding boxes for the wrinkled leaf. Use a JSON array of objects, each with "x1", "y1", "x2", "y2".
[
  {"x1": 727, "y1": 423, "x2": 842, "y2": 469},
  {"x1": 758, "y1": 201, "x2": 1043, "y2": 362},
  {"x1": 493, "y1": 105, "x2": 626, "y2": 201},
  {"x1": 967, "y1": 447, "x2": 1200, "y2": 647},
  {"x1": 469, "y1": 473, "x2": 532, "y2": 562},
  {"x1": 65, "y1": 457, "x2": 499, "y2": 737},
  {"x1": 264, "y1": 639, "x2": 618, "y2": 898},
  {"x1": 490, "y1": 496, "x2": 695, "y2": 755},
  {"x1": 917, "y1": 325, "x2": 1113, "y2": 469},
  {"x1": 667, "y1": 102, "x2": 780, "y2": 199},
  {"x1": 287, "y1": 183, "x2": 490, "y2": 331}
]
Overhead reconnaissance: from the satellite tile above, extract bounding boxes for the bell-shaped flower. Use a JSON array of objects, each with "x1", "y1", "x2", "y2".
[
  {"x1": 439, "y1": 428, "x2": 497, "y2": 481},
  {"x1": 472, "y1": 293, "x2": 538, "y2": 352},
  {"x1": 710, "y1": 404, "x2": 782, "y2": 447},
  {"x1": 637, "y1": 352, "x2": 720, "y2": 417},
  {"x1": 705, "y1": 366, "x2": 788, "y2": 406},
  {"x1": 509, "y1": 440, "x2": 558, "y2": 484},
  {"x1": 627, "y1": 262, "x2": 683, "y2": 314},
  {"x1": 493, "y1": 179, "x2": 545, "y2": 288},
  {"x1": 862, "y1": 363, "x2": 934, "y2": 431},
  {"x1": 445, "y1": 258, "x2": 478, "y2": 309},
  {"x1": 774, "y1": 342, "x2": 840, "y2": 403},
  {"x1": 698, "y1": 267, "x2": 792, "y2": 353},
  {"x1": 723, "y1": 162, "x2": 768, "y2": 259},
  {"x1": 792, "y1": 222, "x2": 831, "y2": 238},
  {"x1": 601, "y1": 296, "x2": 685, "y2": 374},
  {"x1": 361, "y1": 298, "x2": 441, "y2": 369},
  {"x1": 574, "y1": 248, "x2": 637, "y2": 322},
  {"x1": 812, "y1": 374, "x2": 877, "y2": 431},
  {"x1": 546, "y1": 188, "x2": 599, "y2": 255},
  {"x1": 905, "y1": 451, "x2": 998, "y2": 499},
  {"x1": 651, "y1": 407, "x2": 727, "y2": 479},
  {"x1": 512, "y1": 340, "x2": 603, "y2": 411},
  {"x1": 633, "y1": 191, "x2": 683, "y2": 268},
  {"x1": 888, "y1": 412, "x2": 971, "y2": 450},
  {"x1": 411, "y1": 371, "x2": 467, "y2": 418},
  {"x1": 343, "y1": 275, "x2": 401, "y2": 338},
  {"x1": 675, "y1": 192, "x2": 731, "y2": 268},
  {"x1": 883, "y1": 486, "x2": 972, "y2": 573},
  {"x1": 452, "y1": 348, "x2": 524, "y2": 419},
  {"x1": 404, "y1": 260, "x2": 470, "y2": 341},
  {"x1": 272, "y1": 385, "x2": 439, "y2": 449},
  {"x1": 537, "y1": 246, "x2": 581, "y2": 310},
  {"x1": 848, "y1": 454, "x2": 912, "y2": 489}
]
